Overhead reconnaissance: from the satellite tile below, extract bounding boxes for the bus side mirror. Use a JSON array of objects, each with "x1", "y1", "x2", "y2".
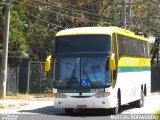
[
  {"x1": 45, "y1": 55, "x2": 52, "y2": 72},
  {"x1": 110, "y1": 53, "x2": 116, "y2": 71}
]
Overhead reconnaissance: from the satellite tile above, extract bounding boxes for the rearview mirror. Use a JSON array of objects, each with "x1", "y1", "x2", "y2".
[
  {"x1": 45, "y1": 55, "x2": 52, "y2": 72},
  {"x1": 110, "y1": 53, "x2": 116, "y2": 71}
]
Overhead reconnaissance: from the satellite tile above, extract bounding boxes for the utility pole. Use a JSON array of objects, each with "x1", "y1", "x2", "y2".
[
  {"x1": 128, "y1": 0, "x2": 132, "y2": 28},
  {"x1": 115, "y1": 0, "x2": 132, "y2": 29},
  {"x1": 121, "y1": 0, "x2": 127, "y2": 29},
  {"x1": 0, "y1": 2, "x2": 10, "y2": 98}
]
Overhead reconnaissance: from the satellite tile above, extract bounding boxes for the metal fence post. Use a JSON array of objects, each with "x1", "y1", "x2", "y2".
[
  {"x1": 40, "y1": 62, "x2": 42, "y2": 94},
  {"x1": 27, "y1": 61, "x2": 31, "y2": 94}
]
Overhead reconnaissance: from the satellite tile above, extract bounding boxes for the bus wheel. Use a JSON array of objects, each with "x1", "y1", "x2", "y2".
[
  {"x1": 111, "y1": 98, "x2": 119, "y2": 115},
  {"x1": 65, "y1": 108, "x2": 73, "y2": 115},
  {"x1": 135, "y1": 90, "x2": 144, "y2": 108}
]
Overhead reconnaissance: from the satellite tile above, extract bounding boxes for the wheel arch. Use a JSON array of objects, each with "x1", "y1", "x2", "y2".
[{"x1": 144, "y1": 84, "x2": 147, "y2": 96}]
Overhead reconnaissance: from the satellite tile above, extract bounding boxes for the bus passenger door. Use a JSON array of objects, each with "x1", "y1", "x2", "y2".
[{"x1": 111, "y1": 33, "x2": 118, "y2": 88}]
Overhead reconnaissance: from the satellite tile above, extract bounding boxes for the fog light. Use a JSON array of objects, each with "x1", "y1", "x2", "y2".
[
  {"x1": 58, "y1": 102, "x2": 61, "y2": 105},
  {"x1": 102, "y1": 101, "x2": 105, "y2": 104}
]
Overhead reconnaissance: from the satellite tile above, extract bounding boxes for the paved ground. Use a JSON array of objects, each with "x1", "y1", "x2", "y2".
[{"x1": 0, "y1": 93, "x2": 160, "y2": 120}]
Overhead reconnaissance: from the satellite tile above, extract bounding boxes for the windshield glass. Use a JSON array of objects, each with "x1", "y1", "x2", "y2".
[
  {"x1": 54, "y1": 58, "x2": 111, "y2": 88},
  {"x1": 55, "y1": 35, "x2": 111, "y2": 53}
]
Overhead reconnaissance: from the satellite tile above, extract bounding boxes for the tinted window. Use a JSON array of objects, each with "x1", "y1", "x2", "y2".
[
  {"x1": 118, "y1": 34, "x2": 149, "y2": 58},
  {"x1": 54, "y1": 58, "x2": 111, "y2": 88},
  {"x1": 55, "y1": 35, "x2": 111, "y2": 53},
  {"x1": 143, "y1": 42, "x2": 149, "y2": 57}
]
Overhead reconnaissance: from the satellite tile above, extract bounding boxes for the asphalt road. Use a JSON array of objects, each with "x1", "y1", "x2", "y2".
[{"x1": 0, "y1": 93, "x2": 160, "y2": 120}]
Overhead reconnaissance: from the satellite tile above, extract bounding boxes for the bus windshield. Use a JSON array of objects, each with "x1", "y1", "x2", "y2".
[
  {"x1": 54, "y1": 58, "x2": 111, "y2": 88},
  {"x1": 55, "y1": 35, "x2": 111, "y2": 53}
]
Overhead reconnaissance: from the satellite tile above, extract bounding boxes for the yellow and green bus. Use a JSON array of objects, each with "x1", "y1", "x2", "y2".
[{"x1": 45, "y1": 27, "x2": 151, "y2": 115}]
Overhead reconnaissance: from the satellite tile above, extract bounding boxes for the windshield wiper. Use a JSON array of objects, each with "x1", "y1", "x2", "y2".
[
  {"x1": 82, "y1": 62, "x2": 93, "y2": 86},
  {"x1": 91, "y1": 65, "x2": 101, "y2": 80},
  {"x1": 69, "y1": 63, "x2": 76, "y2": 80},
  {"x1": 83, "y1": 71, "x2": 93, "y2": 86}
]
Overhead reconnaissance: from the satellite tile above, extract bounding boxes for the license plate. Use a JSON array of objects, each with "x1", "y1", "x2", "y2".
[{"x1": 77, "y1": 105, "x2": 87, "y2": 108}]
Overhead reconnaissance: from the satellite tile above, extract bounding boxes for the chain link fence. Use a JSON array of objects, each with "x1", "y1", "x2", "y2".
[
  {"x1": 27, "y1": 61, "x2": 53, "y2": 94},
  {"x1": 1, "y1": 50, "x2": 54, "y2": 94}
]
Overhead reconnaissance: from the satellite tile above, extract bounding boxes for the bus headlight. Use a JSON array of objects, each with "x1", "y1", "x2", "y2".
[
  {"x1": 95, "y1": 92, "x2": 111, "y2": 98},
  {"x1": 56, "y1": 93, "x2": 67, "y2": 98}
]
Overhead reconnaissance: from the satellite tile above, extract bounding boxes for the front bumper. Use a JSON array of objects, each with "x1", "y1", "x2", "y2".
[{"x1": 54, "y1": 95, "x2": 117, "y2": 109}]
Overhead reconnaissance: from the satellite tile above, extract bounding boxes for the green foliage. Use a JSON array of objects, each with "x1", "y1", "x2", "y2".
[
  {"x1": 9, "y1": 10, "x2": 27, "y2": 51},
  {"x1": 0, "y1": 7, "x2": 4, "y2": 50},
  {"x1": 130, "y1": 0, "x2": 160, "y2": 37},
  {"x1": 0, "y1": 1, "x2": 28, "y2": 52},
  {"x1": 155, "y1": 109, "x2": 160, "y2": 120},
  {"x1": 27, "y1": 23, "x2": 53, "y2": 61},
  {"x1": 0, "y1": 0, "x2": 159, "y2": 61}
]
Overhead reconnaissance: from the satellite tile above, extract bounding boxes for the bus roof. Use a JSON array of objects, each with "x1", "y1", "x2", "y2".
[{"x1": 56, "y1": 27, "x2": 148, "y2": 41}]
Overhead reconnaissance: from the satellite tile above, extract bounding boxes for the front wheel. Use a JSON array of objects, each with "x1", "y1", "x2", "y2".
[
  {"x1": 110, "y1": 98, "x2": 119, "y2": 115},
  {"x1": 65, "y1": 108, "x2": 73, "y2": 115}
]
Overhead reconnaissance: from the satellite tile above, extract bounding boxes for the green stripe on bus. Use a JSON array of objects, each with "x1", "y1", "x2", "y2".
[{"x1": 118, "y1": 66, "x2": 151, "y2": 72}]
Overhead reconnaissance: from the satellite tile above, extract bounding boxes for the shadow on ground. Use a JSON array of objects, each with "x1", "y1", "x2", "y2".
[{"x1": 18, "y1": 104, "x2": 136, "y2": 117}]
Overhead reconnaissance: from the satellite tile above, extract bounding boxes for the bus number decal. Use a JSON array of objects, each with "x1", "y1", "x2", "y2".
[{"x1": 90, "y1": 88, "x2": 105, "y2": 93}]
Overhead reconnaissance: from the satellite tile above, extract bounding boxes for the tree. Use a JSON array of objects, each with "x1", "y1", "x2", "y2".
[
  {"x1": 9, "y1": 10, "x2": 27, "y2": 51},
  {"x1": 0, "y1": 1, "x2": 28, "y2": 55},
  {"x1": 129, "y1": 0, "x2": 160, "y2": 37},
  {"x1": 27, "y1": 23, "x2": 53, "y2": 61},
  {"x1": 6, "y1": 0, "x2": 160, "y2": 62}
]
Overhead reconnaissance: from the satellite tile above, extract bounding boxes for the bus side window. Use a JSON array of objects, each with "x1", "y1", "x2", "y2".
[
  {"x1": 146, "y1": 42, "x2": 150, "y2": 58},
  {"x1": 118, "y1": 34, "x2": 124, "y2": 57},
  {"x1": 139, "y1": 41, "x2": 144, "y2": 57},
  {"x1": 143, "y1": 42, "x2": 149, "y2": 58},
  {"x1": 135, "y1": 39, "x2": 140, "y2": 57}
]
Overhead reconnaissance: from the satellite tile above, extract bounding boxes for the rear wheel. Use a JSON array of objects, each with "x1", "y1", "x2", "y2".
[
  {"x1": 65, "y1": 108, "x2": 73, "y2": 115},
  {"x1": 135, "y1": 90, "x2": 144, "y2": 108}
]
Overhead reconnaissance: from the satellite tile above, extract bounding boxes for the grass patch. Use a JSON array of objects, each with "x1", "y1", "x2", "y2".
[
  {"x1": 0, "y1": 97, "x2": 3, "y2": 100},
  {"x1": 5, "y1": 93, "x2": 52, "y2": 100},
  {"x1": 8, "y1": 104, "x2": 15, "y2": 108},
  {"x1": 16, "y1": 93, "x2": 53, "y2": 98},
  {"x1": 16, "y1": 93, "x2": 31, "y2": 98},
  {"x1": 5, "y1": 93, "x2": 32, "y2": 99},
  {"x1": 155, "y1": 109, "x2": 160, "y2": 120},
  {"x1": 19, "y1": 102, "x2": 28, "y2": 106},
  {"x1": 32, "y1": 93, "x2": 53, "y2": 98},
  {"x1": 0, "y1": 103, "x2": 6, "y2": 108}
]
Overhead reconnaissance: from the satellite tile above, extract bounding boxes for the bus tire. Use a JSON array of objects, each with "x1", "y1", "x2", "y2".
[
  {"x1": 111, "y1": 98, "x2": 119, "y2": 115},
  {"x1": 135, "y1": 90, "x2": 144, "y2": 108},
  {"x1": 65, "y1": 108, "x2": 73, "y2": 115}
]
